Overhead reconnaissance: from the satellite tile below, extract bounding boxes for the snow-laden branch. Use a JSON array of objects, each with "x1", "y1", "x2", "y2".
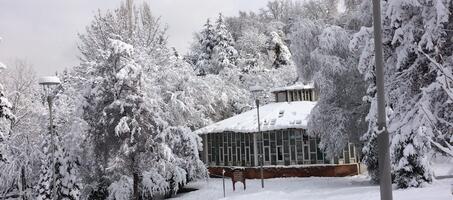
[
  {"x1": 418, "y1": 47, "x2": 453, "y2": 101},
  {"x1": 430, "y1": 138, "x2": 453, "y2": 157}
]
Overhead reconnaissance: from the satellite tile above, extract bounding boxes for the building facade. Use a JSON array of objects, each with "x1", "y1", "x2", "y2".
[{"x1": 196, "y1": 83, "x2": 359, "y2": 178}]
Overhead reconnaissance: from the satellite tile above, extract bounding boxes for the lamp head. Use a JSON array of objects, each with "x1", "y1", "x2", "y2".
[
  {"x1": 38, "y1": 76, "x2": 61, "y2": 86},
  {"x1": 38, "y1": 76, "x2": 61, "y2": 102}
]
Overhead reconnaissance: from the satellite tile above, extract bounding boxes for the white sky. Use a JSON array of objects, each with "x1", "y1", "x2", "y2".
[{"x1": 0, "y1": 0, "x2": 271, "y2": 76}]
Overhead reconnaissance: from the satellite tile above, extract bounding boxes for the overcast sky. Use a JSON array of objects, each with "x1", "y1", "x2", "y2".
[{"x1": 0, "y1": 0, "x2": 272, "y2": 76}]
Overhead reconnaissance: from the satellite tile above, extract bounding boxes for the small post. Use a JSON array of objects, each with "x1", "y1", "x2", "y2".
[{"x1": 222, "y1": 169, "x2": 226, "y2": 198}]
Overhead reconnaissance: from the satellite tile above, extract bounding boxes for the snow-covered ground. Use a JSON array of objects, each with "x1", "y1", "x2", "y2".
[{"x1": 171, "y1": 175, "x2": 453, "y2": 200}]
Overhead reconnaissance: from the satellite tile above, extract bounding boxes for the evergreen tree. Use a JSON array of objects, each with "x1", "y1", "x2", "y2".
[
  {"x1": 350, "y1": 25, "x2": 381, "y2": 183},
  {"x1": 267, "y1": 31, "x2": 291, "y2": 69},
  {"x1": 36, "y1": 135, "x2": 53, "y2": 200},
  {"x1": 189, "y1": 13, "x2": 238, "y2": 76},
  {"x1": 212, "y1": 13, "x2": 238, "y2": 74},
  {"x1": 36, "y1": 130, "x2": 81, "y2": 200},
  {"x1": 351, "y1": 0, "x2": 453, "y2": 187},
  {"x1": 192, "y1": 19, "x2": 216, "y2": 75},
  {"x1": 78, "y1": 2, "x2": 209, "y2": 199}
]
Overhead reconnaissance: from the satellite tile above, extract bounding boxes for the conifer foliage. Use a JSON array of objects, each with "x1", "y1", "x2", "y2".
[
  {"x1": 190, "y1": 13, "x2": 238, "y2": 75},
  {"x1": 351, "y1": 0, "x2": 453, "y2": 187}
]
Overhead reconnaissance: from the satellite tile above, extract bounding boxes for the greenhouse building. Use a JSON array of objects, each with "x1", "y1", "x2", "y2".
[{"x1": 195, "y1": 83, "x2": 360, "y2": 178}]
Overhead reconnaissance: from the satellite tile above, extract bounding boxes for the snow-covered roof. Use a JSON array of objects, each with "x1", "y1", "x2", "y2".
[
  {"x1": 271, "y1": 82, "x2": 315, "y2": 93},
  {"x1": 195, "y1": 101, "x2": 316, "y2": 134}
]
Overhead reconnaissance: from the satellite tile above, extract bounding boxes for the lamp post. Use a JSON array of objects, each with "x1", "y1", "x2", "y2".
[
  {"x1": 371, "y1": 0, "x2": 393, "y2": 199},
  {"x1": 250, "y1": 86, "x2": 264, "y2": 188},
  {"x1": 38, "y1": 76, "x2": 61, "y2": 199}
]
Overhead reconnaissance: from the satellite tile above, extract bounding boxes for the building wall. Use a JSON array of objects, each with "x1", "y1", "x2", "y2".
[
  {"x1": 200, "y1": 129, "x2": 358, "y2": 167},
  {"x1": 208, "y1": 164, "x2": 359, "y2": 179}
]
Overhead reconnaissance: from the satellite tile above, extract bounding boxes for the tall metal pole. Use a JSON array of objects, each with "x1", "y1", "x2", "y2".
[
  {"x1": 372, "y1": 0, "x2": 393, "y2": 200},
  {"x1": 256, "y1": 99, "x2": 264, "y2": 188},
  {"x1": 48, "y1": 96, "x2": 56, "y2": 199}
]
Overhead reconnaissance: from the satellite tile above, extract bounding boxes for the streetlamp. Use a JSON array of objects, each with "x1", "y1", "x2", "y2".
[
  {"x1": 250, "y1": 85, "x2": 264, "y2": 189},
  {"x1": 38, "y1": 76, "x2": 61, "y2": 199},
  {"x1": 371, "y1": 0, "x2": 393, "y2": 199}
]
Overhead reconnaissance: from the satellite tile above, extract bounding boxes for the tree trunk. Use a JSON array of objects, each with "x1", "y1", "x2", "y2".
[
  {"x1": 20, "y1": 166, "x2": 27, "y2": 200},
  {"x1": 132, "y1": 155, "x2": 141, "y2": 200}
]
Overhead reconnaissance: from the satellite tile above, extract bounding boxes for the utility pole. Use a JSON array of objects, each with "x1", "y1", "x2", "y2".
[
  {"x1": 250, "y1": 85, "x2": 265, "y2": 188},
  {"x1": 256, "y1": 99, "x2": 264, "y2": 188},
  {"x1": 48, "y1": 95, "x2": 57, "y2": 199},
  {"x1": 372, "y1": 0, "x2": 393, "y2": 200},
  {"x1": 39, "y1": 76, "x2": 61, "y2": 200}
]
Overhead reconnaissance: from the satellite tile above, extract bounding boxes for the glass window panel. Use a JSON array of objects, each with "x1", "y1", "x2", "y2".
[
  {"x1": 311, "y1": 153, "x2": 317, "y2": 164},
  {"x1": 291, "y1": 146, "x2": 296, "y2": 161},
  {"x1": 265, "y1": 147, "x2": 270, "y2": 162},
  {"x1": 284, "y1": 141, "x2": 289, "y2": 152},
  {"x1": 349, "y1": 143, "x2": 355, "y2": 159},
  {"x1": 304, "y1": 146, "x2": 309, "y2": 160},
  {"x1": 277, "y1": 146, "x2": 283, "y2": 161},
  {"x1": 245, "y1": 147, "x2": 250, "y2": 162},
  {"x1": 277, "y1": 92, "x2": 287, "y2": 102},
  {"x1": 219, "y1": 147, "x2": 224, "y2": 163},
  {"x1": 317, "y1": 147, "x2": 323, "y2": 161},
  {"x1": 264, "y1": 132, "x2": 269, "y2": 146},
  {"x1": 310, "y1": 139, "x2": 316, "y2": 152},
  {"x1": 344, "y1": 146, "x2": 350, "y2": 163},
  {"x1": 297, "y1": 141, "x2": 303, "y2": 161},
  {"x1": 295, "y1": 130, "x2": 301, "y2": 140}
]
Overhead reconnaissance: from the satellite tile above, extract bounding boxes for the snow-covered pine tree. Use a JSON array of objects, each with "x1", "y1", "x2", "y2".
[
  {"x1": 349, "y1": 25, "x2": 381, "y2": 183},
  {"x1": 36, "y1": 128, "x2": 81, "y2": 200},
  {"x1": 351, "y1": 0, "x2": 453, "y2": 187},
  {"x1": 188, "y1": 14, "x2": 238, "y2": 76},
  {"x1": 54, "y1": 134, "x2": 81, "y2": 200},
  {"x1": 191, "y1": 19, "x2": 216, "y2": 76},
  {"x1": 212, "y1": 13, "x2": 238, "y2": 74},
  {"x1": 79, "y1": 2, "x2": 210, "y2": 198},
  {"x1": 84, "y1": 37, "x2": 158, "y2": 199},
  {"x1": 385, "y1": 0, "x2": 453, "y2": 188},
  {"x1": 36, "y1": 134, "x2": 53, "y2": 200},
  {"x1": 267, "y1": 31, "x2": 291, "y2": 69}
]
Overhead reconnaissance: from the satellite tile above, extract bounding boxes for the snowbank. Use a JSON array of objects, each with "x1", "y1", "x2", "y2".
[{"x1": 170, "y1": 176, "x2": 453, "y2": 200}]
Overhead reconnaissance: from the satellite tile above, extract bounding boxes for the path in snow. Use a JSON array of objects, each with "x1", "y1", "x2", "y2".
[{"x1": 170, "y1": 175, "x2": 453, "y2": 200}]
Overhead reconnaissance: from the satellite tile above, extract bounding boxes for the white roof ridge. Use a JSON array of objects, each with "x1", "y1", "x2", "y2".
[{"x1": 270, "y1": 82, "x2": 315, "y2": 93}]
